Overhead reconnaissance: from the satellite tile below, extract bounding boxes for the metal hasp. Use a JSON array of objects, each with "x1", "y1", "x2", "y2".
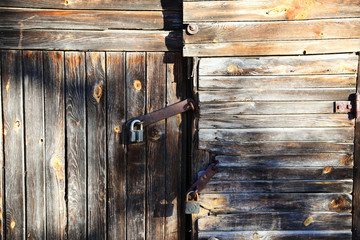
[
  {"x1": 187, "y1": 163, "x2": 218, "y2": 196},
  {"x1": 335, "y1": 93, "x2": 360, "y2": 119}
]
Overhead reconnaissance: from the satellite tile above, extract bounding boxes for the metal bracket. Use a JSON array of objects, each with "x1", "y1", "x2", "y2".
[
  {"x1": 335, "y1": 93, "x2": 360, "y2": 119},
  {"x1": 186, "y1": 163, "x2": 218, "y2": 199}
]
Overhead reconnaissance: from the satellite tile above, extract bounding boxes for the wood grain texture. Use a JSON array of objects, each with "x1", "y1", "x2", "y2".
[
  {"x1": 2, "y1": 50, "x2": 24, "y2": 240},
  {"x1": 198, "y1": 54, "x2": 358, "y2": 76},
  {"x1": 198, "y1": 212, "x2": 352, "y2": 231},
  {"x1": 184, "y1": 0, "x2": 360, "y2": 21},
  {"x1": 0, "y1": 29, "x2": 182, "y2": 51},
  {"x1": 184, "y1": 39, "x2": 360, "y2": 57},
  {"x1": 126, "y1": 52, "x2": 146, "y2": 240},
  {"x1": 43, "y1": 51, "x2": 66, "y2": 239},
  {"x1": 0, "y1": 51, "x2": 3, "y2": 240},
  {"x1": 86, "y1": 52, "x2": 106, "y2": 240},
  {"x1": 106, "y1": 52, "x2": 126, "y2": 240},
  {"x1": 65, "y1": 52, "x2": 86, "y2": 239},
  {"x1": 0, "y1": 8, "x2": 182, "y2": 30},
  {"x1": 23, "y1": 51, "x2": 45, "y2": 240}
]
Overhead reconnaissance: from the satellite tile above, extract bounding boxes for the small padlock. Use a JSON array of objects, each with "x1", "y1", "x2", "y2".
[
  {"x1": 185, "y1": 191, "x2": 200, "y2": 214},
  {"x1": 129, "y1": 120, "x2": 144, "y2": 143}
]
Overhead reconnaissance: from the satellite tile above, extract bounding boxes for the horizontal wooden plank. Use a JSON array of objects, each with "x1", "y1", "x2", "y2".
[
  {"x1": 199, "y1": 88, "x2": 354, "y2": 102},
  {"x1": 185, "y1": 19, "x2": 360, "y2": 44},
  {"x1": 215, "y1": 154, "x2": 354, "y2": 167},
  {"x1": 213, "y1": 167, "x2": 353, "y2": 180},
  {"x1": 200, "y1": 101, "x2": 336, "y2": 115},
  {"x1": 200, "y1": 193, "x2": 352, "y2": 212},
  {"x1": 0, "y1": 8, "x2": 182, "y2": 30},
  {"x1": 0, "y1": 0, "x2": 181, "y2": 10},
  {"x1": 184, "y1": 0, "x2": 360, "y2": 21},
  {"x1": 198, "y1": 212, "x2": 352, "y2": 231},
  {"x1": 199, "y1": 114, "x2": 355, "y2": 129},
  {"x1": 184, "y1": 39, "x2": 360, "y2": 57},
  {"x1": 199, "y1": 75, "x2": 356, "y2": 90},
  {"x1": 203, "y1": 180, "x2": 353, "y2": 193},
  {"x1": 198, "y1": 231, "x2": 352, "y2": 240},
  {"x1": 199, "y1": 142, "x2": 354, "y2": 154},
  {"x1": 0, "y1": 29, "x2": 182, "y2": 51},
  {"x1": 199, "y1": 128, "x2": 354, "y2": 143},
  {"x1": 199, "y1": 54, "x2": 358, "y2": 76}
]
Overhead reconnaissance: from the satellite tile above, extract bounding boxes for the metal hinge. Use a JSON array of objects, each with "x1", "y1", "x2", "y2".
[{"x1": 335, "y1": 93, "x2": 360, "y2": 119}]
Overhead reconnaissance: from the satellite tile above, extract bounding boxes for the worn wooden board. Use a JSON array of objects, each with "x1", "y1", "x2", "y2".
[
  {"x1": 65, "y1": 52, "x2": 86, "y2": 239},
  {"x1": 203, "y1": 180, "x2": 353, "y2": 193},
  {"x1": 199, "y1": 54, "x2": 358, "y2": 76},
  {"x1": 2, "y1": 50, "x2": 24, "y2": 240},
  {"x1": 23, "y1": 51, "x2": 45, "y2": 239},
  {"x1": 106, "y1": 52, "x2": 126, "y2": 240},
  {"x1": 0, "y1": 51, "x2": 3, "y2": 240},
  {"x1": 0, "y1": 8, "x2": 182, "y2": 30},
  {"x1": 198, "y1": 212, "x2": 352, "y2": 231},
  {"x1": 184, "y1": 0, "x2": 360, "y2": 21},
  {"x1": 0, "y1": 29, "x2": 182, "y2": 51},
  {"x1": 43, "y1": 51, "x2": 67, "y2": 239}
]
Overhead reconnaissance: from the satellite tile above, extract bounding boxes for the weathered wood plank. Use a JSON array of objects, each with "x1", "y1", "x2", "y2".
[
  {"x1": 106, "y1": 52, "x2": 126, "y2": 240},
  {"x1": 185, "y1": 19, "x2": 360, "y2": 44},
  {"x1": 200, "y1": 88, "x2": 354, "y2": 102},
  {"x1": 0, "y1": 8, "x2": 182, "y2": 30},
  {"x1": 23, "y1": 51, "x2": 45, "y2": 240},
  {"x1": 198, "y1": 230, "x2": 352, "y2": 240},
  {"x1": 146, "y1": 52, "x2": 166, "y2": 240},
  {"x1": 184, "y1": 39, "x2": 360, "y2": 57},
  {"x1": 86, "y1": 52, "x2": 106, "y2": 239},
  {"x1": 199, "y1": 54, "x2": 358, "y2": 76},
  {"x1": 0, "y1": 0, "x2": 181, "y2": 10},
  {"x1": 198, "y1": 212, "x2": 352, "y2": 231},
  {"x1": 126, "y1": 52, "x2": 146, "y2": 240},
  {"x1": 199, "y1": 114, "x2": 354, "y2": 129},
  {"x1": 2, "y1": 50, "x2": 24, "y2": 240},
  {"x1": 215, "y1": 154, "x2": 354, "y2": 167},
  {"x1": 203, "y1": 180, "x2": 353, "y2": 193},
  {"x1": 200, "y1": 193, "x2": 352, "y2": 212},
  {"x1": 0, "y1": 51, "x2": 3, "y2": 240},
  {"x1": 199, "y1": 142, "x2": 353, "y2": 154},
  {"x1": 0, "y1": 29, "x2": 182, "y2": 51},
  {"x1": 213, "y1": 167, "x2": 353, "y2": 180},
  {"x1": 199, "y1": 128, "x2": 354, "y2": 143},
  {"x1": 184, "y1": 0, "x2": 360, "y2": 21},
  {"x1": 199, "y1": 75, "x2": 356, "y2": 90},
  {"x1": 65, "y1": 52, "x2": 86, "y2": 239},
  {"x1": 43, "y1": 51, "x2": 66, "y2": 239},
  {"x1": 200, "y1": 101, "x2": 336, "y2": 115}
]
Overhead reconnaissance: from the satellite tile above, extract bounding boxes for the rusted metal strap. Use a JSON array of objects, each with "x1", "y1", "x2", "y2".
[
  {"x1": 335, "y1": 93, "x2": 360, "y2": 119},
  {"x1": 187, "y1": 163, "x2": 218, "y2": 199},
  {"x1": 126, "y1": 98, "x2": 195, "y2": 128}
]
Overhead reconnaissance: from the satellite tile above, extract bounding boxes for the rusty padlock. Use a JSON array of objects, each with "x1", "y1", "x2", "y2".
[{"x1": 185, "y1": 191, "x2": 200, "y2": 214}]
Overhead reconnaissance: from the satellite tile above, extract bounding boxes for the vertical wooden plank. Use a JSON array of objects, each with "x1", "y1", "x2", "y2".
[
  {"x1": 2, "y1": 50, "x2": 24, "y2": 240},
  {"x1": 43, "y1": 51, "x2": 66, "y2": 240},
  {"x1": 86, "y1": 52, "x2": 106, "y2": 240},
  {"x1": 146, "y1": 52, "x2": 166, "y2": 240},
  {"x1": 126, "y1": 52, "x2": 146, "y2": 240},
  {"x1": 65, "y1": 52, "x2": 86, "y2": 239},
  {"x1": 23, "y1": 51, "x2": 45, "y2": 239},
  {"x1": 106, "y1": 52, "x2": 126, "y2": 240},
  {"x1": 0, "y1": 51, "x2": 3, "y2": 240}
]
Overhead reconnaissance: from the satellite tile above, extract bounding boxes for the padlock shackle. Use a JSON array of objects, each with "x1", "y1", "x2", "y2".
[{"x1": 130, "y1": 119, "x2": 143, "y2": 130}]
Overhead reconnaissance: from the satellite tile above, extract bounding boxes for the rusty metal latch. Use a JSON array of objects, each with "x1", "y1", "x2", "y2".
[{"x1": 335, "y1": 93, "x2": 360, "y2": 119}]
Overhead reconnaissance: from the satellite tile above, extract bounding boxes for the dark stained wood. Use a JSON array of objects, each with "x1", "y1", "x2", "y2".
[
  {"x1": 199, "y1": 54, "x2": 357, "y2": 76},
  {"x1": 200, "y1": 193, "x2": 352, "y2": 212},
  {"x1": 184, "y1": 0, "x2": 360, "y2": 21},
  {"x1": 106, "y1": 52, "x2": 126, "y2": 240},
  {"x1": 23, "y1": 51, "x2": 45, "y2": 239},
  {"x1": 86, "y1": 52, "x2": 106, "y2": 239},
  {"x1": 198, "y1": 212, "x2": 352, "y2": 231},
  {"x1": 146, "y1": 52, "x2": 166, "y2": 240},
  {"x1": 43, "y1": 51, "x2": 66, "y2": 239},
  {"x1": 203, "y1": 180, "x2": 353, "y2": 193},
  {"x1": 65, "y1": 52, "x2": 86, "y2": 239},
  {"x1": 0, "y1": 51, "x2": 3, "y2": 240},
  {"x1": 0, "y1": 29, "x2": 182, "y2": 51},
  {"x1": 126, "y1": 52, "x2": 146, "y2": 240},
  {"x1": 0, "y1": 8, "x2": 182, "y2": 30},
  {"x1": 2, "y1": 50, "x2": 24, "y2": 240}
]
